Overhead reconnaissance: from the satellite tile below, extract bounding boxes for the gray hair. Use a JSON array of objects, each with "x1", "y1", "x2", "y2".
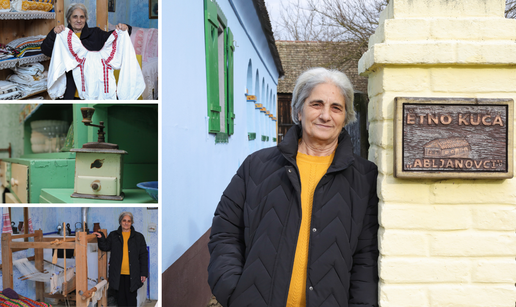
[
  {"x1": 291, "y1": 67, "x2": 356, "y2": 127},
  {"x1": 66, "y1": 3, "x2": 88, "y2": 24},
  {"x1": 119, "y1": 212, "x2": 134, "y2": 224}
]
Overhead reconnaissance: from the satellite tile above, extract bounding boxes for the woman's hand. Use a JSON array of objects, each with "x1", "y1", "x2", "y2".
[
  {"x1": 115, "y1": 23, "x2": 128, "y2": 31},
  {"x1": 141, "y1": 276, "x2": 146, "y2": 283},
  {"x1": 93, "y1": 232, "x2": 102, "y2": 238},
  {"x1": 54, "y1": 25, "x2": 66, "y2": 34}
]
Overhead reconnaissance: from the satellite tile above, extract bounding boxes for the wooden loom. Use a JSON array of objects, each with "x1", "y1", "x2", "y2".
[{"x1": 1, "y1": 229, "x2": 108, "y2": 307}]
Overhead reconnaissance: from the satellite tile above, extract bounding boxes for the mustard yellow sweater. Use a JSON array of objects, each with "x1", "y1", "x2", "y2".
[
  {"x1": 286, "y1": 151, "x2": 335, "y2": 306},
  {"x1": 121, "y1": 231, "x2": 130, "y2": 275}
]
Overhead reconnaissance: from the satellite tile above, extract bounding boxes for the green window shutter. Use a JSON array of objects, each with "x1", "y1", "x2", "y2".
[
  {"x1": 225, "y1": 27, "x2": 235, "y2": 135},
  {"x1": 205, "y1": 0, "x2": 221, "y2": 133}
]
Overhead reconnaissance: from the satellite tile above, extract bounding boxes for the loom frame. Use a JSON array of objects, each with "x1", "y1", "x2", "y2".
[{"x1": 1, "y1": 229, "x2": 108, "y2": 307}]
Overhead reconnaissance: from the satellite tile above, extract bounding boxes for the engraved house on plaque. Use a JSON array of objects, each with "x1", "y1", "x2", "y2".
[{"x1": 423, "y1": 138, "x2": 471, "y2": 158}]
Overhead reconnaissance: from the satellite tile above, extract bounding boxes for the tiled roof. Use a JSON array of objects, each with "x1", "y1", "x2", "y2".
[
  {"x1": 276, "y1": 41, "x2": 368, "y2": 95},
  {"x1": 252, "y1": 0, "x2": 285, "y2": 77}
]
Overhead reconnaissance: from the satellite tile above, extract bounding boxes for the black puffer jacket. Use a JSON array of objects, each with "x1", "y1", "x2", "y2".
[
  {"x1": 208, "y1": 125, "x2": 379, "y2": 307},
  {"x1": 97, "y1": 226, "x2": 148, "y2": 292},
  {"x1": 41, "y1": 22, "x2": 131, "y2": 99}
]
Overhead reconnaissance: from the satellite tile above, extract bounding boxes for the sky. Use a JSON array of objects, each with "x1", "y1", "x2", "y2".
[
  {"x1": 264, "y1": 0, "x2": 311, "y2": 39},
  {"x1": 263, "y1": 0, "x2": 286, "y2": 24}
]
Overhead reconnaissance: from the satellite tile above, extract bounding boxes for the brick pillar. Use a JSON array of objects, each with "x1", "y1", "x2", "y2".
[{"x1": 359, "y1": 0, "x2": 516, "y2": 306}]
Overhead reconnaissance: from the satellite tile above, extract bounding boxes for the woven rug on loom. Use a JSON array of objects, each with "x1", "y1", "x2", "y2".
[{"x1": 0, "y1": 293, "x2": 52, "y2": 307}]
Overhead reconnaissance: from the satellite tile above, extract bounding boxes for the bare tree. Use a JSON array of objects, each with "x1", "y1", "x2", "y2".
[
  {"x1": 507, "y1": 0, "x2": 516, "y2": 18},
  {"x1": 270, "y1": 0, "x2": 387, "y2": 42},
  {"x1": 271, "y1": 0, "x2": 516, "y2": 65},
  {"x1": 268, "y1": 0, "x2": 387, "y2": 66},
  {"x1": 268, "y1": 0, "x2": 332, "y2": 41}
]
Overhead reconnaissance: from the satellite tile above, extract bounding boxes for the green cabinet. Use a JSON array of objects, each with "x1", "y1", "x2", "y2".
[
  {"x1": 3, "y1": 103, "x2": 158, "y2": 203},
  {"x1": 2, "y1": 158, "x2": 75, "y2": 203}
]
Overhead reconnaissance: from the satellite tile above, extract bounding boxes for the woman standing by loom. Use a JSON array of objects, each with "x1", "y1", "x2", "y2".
[{"x1": 94, "y1": 212, "x2": 148, "y2": 307}]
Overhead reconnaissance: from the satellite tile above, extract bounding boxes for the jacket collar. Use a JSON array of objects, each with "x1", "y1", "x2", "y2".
[
  {"x1": 278, "y1": 125, "x2": 355, "y2": 173},
  {"x1": 67, "y1": 22, "x2": 93, "y2": 39},
  {"x1": 116, "y1": 225, "x2": 135, "y2": 237}
]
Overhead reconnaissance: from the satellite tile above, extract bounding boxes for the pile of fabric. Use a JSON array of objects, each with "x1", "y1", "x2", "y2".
[
  {"x1": 1, "y1": 0, "x2": 54, "y2": 12},
  {"x1": 0, "y1": 80, "x2": 23, "y2": 100},
  {"x1": 0, "y1": 44, "x2": 15, "y2": 61},
  {"x1": 6, "y1": 62, "x2": 47, "y2": 97},
  {"x1": 0, "y1": 0, "x2": 11, "y2": 12},
  {"x1": 3, "y1": 35, "x2": 46, "y2": 59}
]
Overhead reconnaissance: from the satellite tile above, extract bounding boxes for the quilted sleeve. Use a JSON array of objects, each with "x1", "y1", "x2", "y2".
[
  {"x1": 138, "y1": 233, "x2": 149, "y2": 278},
  {"x1": 97, "y1": 231, "x2": 112, "y2": 252},
  {"x1": 41, "y1": 28, "x2": 56, "y2": 57},
  {"x1": 208, "y1": 159, "x2": 248, "y2": 307},
  {"x1": 349, "y1": 163, "x2": 379, "y2": 307}
]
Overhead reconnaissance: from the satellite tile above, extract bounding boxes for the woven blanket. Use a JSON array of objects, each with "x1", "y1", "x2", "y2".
[
  {"x1": 6, "y1": 36, "x2": 45, "y2": 51},
  {"x1": 0, "y1": 293, "x2": 52, "y2": 307}
]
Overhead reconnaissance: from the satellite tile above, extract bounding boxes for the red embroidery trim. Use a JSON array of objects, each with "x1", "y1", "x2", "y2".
[
  {"x1": 105, "y1": 30, "x2": 118, "y2": 64},
  {"x1": 67, "y1": 31, "x2": 86, "y2": 92},
  {"x1": 101, "y1": 31, "x2": 118, "y2": 94},
  {"x1": 66, "y1": 30, "x2": 119, "y2": 95},
  {"x1": 101, "y1": 59, "x2": 113, "y2": 94}
]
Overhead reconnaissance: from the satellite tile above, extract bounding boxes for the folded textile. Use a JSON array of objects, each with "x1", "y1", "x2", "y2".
[
  {"x1": 6, "y1": 63, "x2": 47, "y2": 98},
  {"x1": 16, "y1": 47, "x2": 42, "y2": 58},
  {"x1": 6, "y1": 35, "x2": 45, "y2": 50},
  {"x1": 7, "y1": 76, "x2": 47, "y2": 97},
  {"x1": 0, "y1": 80, "x2": 19, "y2": 92},
  {"x1": 0, "y1": 80, "x2": 18, "y2": 87},
  {"x1": 11, "y1": 0, "x2": 54, "y2": 12},
  {"x1": 0, "y1": 44, "x2": 15, "y2": 60},
  {"x1": 14, "y1": 62, "x2": 44, "y2": 75},
  {"x1": 0, "y1": 0, "x2": 10, "y2": 12},
  {"x1": 10, "y1": 63, "x2": 45, "y2": 82},
  {"x1": 7, "y1": 74, "x2": 47, "y2": 86},
  {"x1": 0, "y1": 54, "x2": 14, "y2": 61},
  {"x1": 0, "y1": 90, "x2": 23, "y2": 100},
  {"x1": 0, "y1": 87, "x2": 19, "y2": 95}
]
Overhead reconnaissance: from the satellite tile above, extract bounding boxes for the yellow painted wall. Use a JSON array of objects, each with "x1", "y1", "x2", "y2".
[{"x1": 359, "y1": 0, "x2": 516, "y2": 306}]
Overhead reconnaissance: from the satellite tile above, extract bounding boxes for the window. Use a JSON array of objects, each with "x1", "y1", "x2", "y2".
[{"x1": 204, "y1": 0, "x2": 235, "y2": 138}]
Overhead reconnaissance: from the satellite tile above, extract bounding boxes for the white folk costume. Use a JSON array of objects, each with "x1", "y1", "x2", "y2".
[{"x1": 47, "y1": 28, "x2": 145, "y2": 100}]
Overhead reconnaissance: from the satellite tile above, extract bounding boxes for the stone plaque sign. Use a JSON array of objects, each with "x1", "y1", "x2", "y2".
[{"x1": 394, "y1": 97, "x2": 513, "y2": 179}]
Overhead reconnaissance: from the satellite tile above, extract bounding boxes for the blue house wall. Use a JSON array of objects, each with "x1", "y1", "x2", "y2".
[{"x1": 162, "y1": 0, "x2": 281, "y2": 273}]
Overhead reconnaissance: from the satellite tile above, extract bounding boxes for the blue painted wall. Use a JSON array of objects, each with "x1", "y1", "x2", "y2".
[
  {"x1": 0, "y1": 207, "x2": 158, "y2": 301},
  {"x1": 162, "y1": 0, "x2": 281, "y2": 272},
  {"x1": 110, "y1": 0, "x2": 158, "y2": 29},
  {"x1": 63, "y1": 0, "x2": 158, "y2": 29}
]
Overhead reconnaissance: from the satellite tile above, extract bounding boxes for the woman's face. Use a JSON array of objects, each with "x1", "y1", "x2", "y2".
[
  {"x1": 69, "y1": 8, "x2": 86, "y2": 32},
  {"x1": 120, "y1": 215, "x2": 132, "y2": 232},
  {"x1": 298, "y1": 82, "x2": 346, "y2": 146}
]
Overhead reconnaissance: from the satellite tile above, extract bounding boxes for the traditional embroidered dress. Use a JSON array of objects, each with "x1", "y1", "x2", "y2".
[{"x1": 47, "y1": 28, "x2": 145, "y2": 100}]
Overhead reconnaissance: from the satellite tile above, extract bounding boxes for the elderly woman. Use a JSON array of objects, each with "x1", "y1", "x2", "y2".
[
  {"x1": 94, "y1": 212, "x2": 148, "y2": 307},
  {"x1": 208, "y1": 67, "x2": 379, "y2": 307},
  {"x1": 41, "y1": 3, "x2": 131, "y2": 99}
]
